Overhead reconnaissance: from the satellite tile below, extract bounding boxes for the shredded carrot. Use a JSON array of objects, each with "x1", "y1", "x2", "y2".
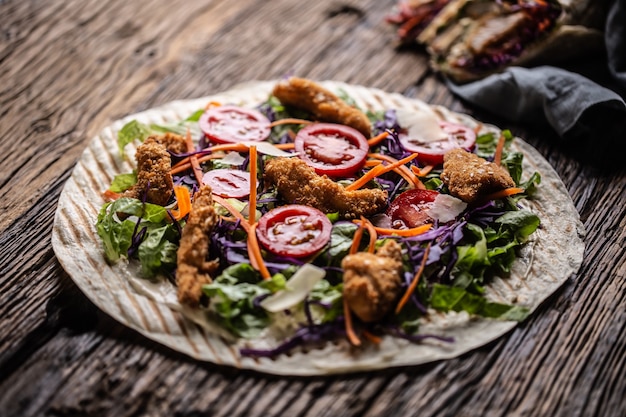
[
  {"x1": 473, "y1": 122, "x2": 483, "y2": 135},
  {"x1": 247, "y1": 238, "x2": 260, "y2": 271},
  {"x1": 395, "y1": 243, "x2": 431, "y2": 314},
  {"x1": 103, "y1": 189, "x2": 121, "y2": 201},
  {"x1": 349, "y1": 219, "x2": 366, "y2": 255},
  {"x1": 494, "y1": 133, "x2": 506, "y2": 166},
  {"x1": 248, "y1": 145, "x2": 257, "y2": 226},
  {"x1": 204, "y1": 101, "x2": 221, "y2": 110},
  {"x1": 364, "y1": 153, "x2": 424, "y2": 190},
  {"x1": 343, "y1": 298, "x2": 361, "y2": 346},
  {"x1": 367, "y1": 130, "x2": 390, "y2": 147},
  {"x1": 185, "y1": 129, "x2": 204, "y2": 186},
  {"x1": 362, "y1": 330, "x2": 382, "y2": 344},
  {"x1": 212, "y1": 194, "x2": 250, "y2": 233},
  {"x1": 483, "y1": 187, "x2": 525, "y2": 201},
  {"x1": 206, "y1": 143, "x2": 250, "y2": 153},
  {"x1": 171, "y1": 153, "x2": 224, "y2": 175},
  {"x1": 371, "y1": 223, "x2": 432, "y2": 237},
  {"x1": 171, "y1": 186, "x2": 192, "y2": 220},
  {"x1": 364, "y1": 159, "x2": 383, "y2": 167},
  {"x1": 345, "y1": 164, "x2": 386, "y2": 191},
  {"x1": 410, "y1": 164, "x2": 434, "y2": 177},
  {"x1": 269, "y1": 118, "x2": 313, "y2": 128},
  {"x1": 363, "y1": 217, "x2": 378, "y2": 254},
  {"x1": 247, "y1": 223, "x2": 271, "y2": 280},
  {"x1": 274, "y1": 143, "x2": 295, "y2": 150},
  {"x1": 345, "y1": 153, "x2": 420, "y2": 191}
]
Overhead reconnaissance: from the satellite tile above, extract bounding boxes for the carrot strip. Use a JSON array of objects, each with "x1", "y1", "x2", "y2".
[
  {"x1": 207, "y1": 143, "x2": 250, "y2": 153},
  {"x1": 343, "y1": 298, "x2": 361, "y2": 346},
  {"x1": 411, "y1": 164, "x2": 434, "y2": 177},
  {"x1": 171, "y1": 153, "x2": 224, "y2": 175},
  {"x1": 212, "y1": 194, "x2": 250, "y2": 233},
  {"x1": 349, "y1": 220, "x2": 366, "y2": 255},
  {"x1": 103, "y1": 189, "x2": 121, "y2": 201},
  {"x1": 358, "y1": 216, "x2": 378, "y2": 254},
  {"x1": 248, "y1": 145, "x2": 257, "y2": 226},
  {"x1": 247, "y1": 238, "x2": 260, "y2": 271},
  {"x1": 204, "y1": 101, "x2": 221, "y2": 110},
  {"x1": 494, "y1": 133, "x2": 506, "y2": 166},
  {"x1": 345, "y1": 153, "x2": 420, "y2": 191},
  {"x1": 369, "y1": 153, "x2": 424, "y2": 189},
  {"x1": 395, "y1": 243, "x2": 431, "y2": 314},
  {"x1": 367, "y1": 131, "x2": 390, "y2": 147},
  {"x1": 248, "y1": 223, "x2": 271, "y2": 280},
  {"x1": 269, "y1": 118, "x2": 313, "y2": 127},
  {"x1": 473, "y1": 123, "x2": 483, "y2": 135},
  {"x1": 483, "y1": 187, "x2": 525, "y2": 201},
  {"x1": 362, "y1": 330, "x2": 382, "y2": 344},
  {"x1": 185, "y1": 129, "x2": 204, "y2": 186},
  {"x1": 171, "y1": 186, "x2": 191, "y2": 220},
  {"x1": 274, "y1": 143, "x2": 295, "y2": 150},
  {"x1": 371, "y1": 223, "x2": 432, "y2": 237},
  {"x1": 345, "y1": 165, "x2": 386, "y2": 192},
  {"x1": 364, "y1": 159, "x2": 383, "y2": 167}
]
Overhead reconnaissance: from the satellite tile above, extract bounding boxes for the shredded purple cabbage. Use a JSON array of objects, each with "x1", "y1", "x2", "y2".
[{"x1": 239, "y1": 321, "x2": 346, "y2": 358}]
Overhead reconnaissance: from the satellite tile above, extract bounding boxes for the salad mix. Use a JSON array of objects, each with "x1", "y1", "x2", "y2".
[{"x1": 96, "y1": 80, "x2": 541, "y2": 356}]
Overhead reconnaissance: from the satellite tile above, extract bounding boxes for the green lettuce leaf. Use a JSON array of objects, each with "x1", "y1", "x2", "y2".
[
  {"x1": 203, "y1": 264, "x2": 273, "y2": 338},
  {"x1": 109, "y1": 172, "x2": 137, "y2": 193},
  {"x1": 117, "y1": 120, "x2": 152, "y2": 155},
  {"x1": 95, "y1": 197, "x2": 178, "y2": 277},
  {"x1": 430, "y1": 284, "x2": 529, "y2": 321}
]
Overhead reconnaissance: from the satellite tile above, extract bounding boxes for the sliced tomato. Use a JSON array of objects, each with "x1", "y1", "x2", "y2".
[
  {"x1": 199, "y1": 105, "x2": 271, "y2": 144},
  {"x1": 294, "y1": 123, "x2": 369, "y2": 177},
  {"x1": 386, "y1": 189, "x2": 439, "y2": 229},
  {"x1": 202, "y1": 169, "x2": 251, "y2": 198},
  {"x1": 399, "y1": 121, "x2": 476, "y2": 166},
  {"x1": 256, "y1": 205, "x2": 332, "y2": 258}
]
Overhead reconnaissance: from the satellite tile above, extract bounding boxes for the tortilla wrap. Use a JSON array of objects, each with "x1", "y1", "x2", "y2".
[{"x1": 52, "y1": 81, "x2": 585, "y2": 375}]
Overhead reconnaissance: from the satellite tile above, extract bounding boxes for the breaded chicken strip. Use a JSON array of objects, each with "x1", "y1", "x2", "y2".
[
  {"x1": 176, "y1": 185, "x2": 219, "y2": 307},
  {"x1": 122, "y1": 136, "x2": 174, "y2": 206},
  {"x1": 264, "y1": 157, "x2": 388, "y2": 220},
  {"x1": 342, "y1": 240, "x2": 404, "y2": 323},
  {"x1": 441, "y1": 149, "x2": 515, "y2": 203},
  {"x1": 151, "y1": 132, "x2": 187, "y2": 155},
  {"x1": 272, "y1": 77, "x2": 372, "y2": 138}
]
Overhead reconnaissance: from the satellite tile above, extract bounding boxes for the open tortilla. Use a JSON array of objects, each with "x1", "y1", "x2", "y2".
[{"x1": 52, "y1": 81, "x2": 584, "y2": 375}]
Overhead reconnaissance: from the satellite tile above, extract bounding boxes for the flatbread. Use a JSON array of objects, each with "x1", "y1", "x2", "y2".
[{"x1": 52, "y1": 81, "x2": 585, "y2": 375}]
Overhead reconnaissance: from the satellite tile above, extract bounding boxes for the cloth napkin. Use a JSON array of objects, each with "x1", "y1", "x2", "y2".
[{"x1": 447, "y1": 1, "x2": 626, "y2": 164}]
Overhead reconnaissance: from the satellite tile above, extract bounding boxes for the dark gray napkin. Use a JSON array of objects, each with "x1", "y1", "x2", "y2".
[{"x1": 447, "y1": 1, "x2": 626, "y2": 164}]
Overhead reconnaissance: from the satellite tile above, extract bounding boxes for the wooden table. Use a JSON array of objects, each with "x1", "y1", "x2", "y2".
[{"x1": 1, "y1": 1, "x2": 624, "y2": 416}]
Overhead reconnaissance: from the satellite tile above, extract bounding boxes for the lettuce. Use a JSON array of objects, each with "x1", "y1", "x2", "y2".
[
  {"x1": 109, "y1": 172, "x2": 137, "y2": 193},
  {"x1": 430, "y1": 284, "x2": 529, "y2": 321},
  {"x1": 202, "y1": 264, "x2": 279, "y2": 338},
  {"x1": 96, "y1": 197, "x2": 179, "y2": 277}
]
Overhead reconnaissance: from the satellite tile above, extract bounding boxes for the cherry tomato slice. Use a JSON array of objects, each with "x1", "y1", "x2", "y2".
[
  {"x1": 399, "y1": 121, "x2": 476, "y2": 166},
  {"x1": 202, "y1": 169, "x2": 251, "y2": 198},
  {"x1": 199, "y1": 105, "x2": 271, "y2": 144},
  {"x1": 294, "y1": 123, "x2": 369, "y2": 177},
  {"x1": 386, "y1": 189, "x2": 439, "y2": 229},
  {"x1": 256, "y1": 205, "x2": 332, "y2": 258}
]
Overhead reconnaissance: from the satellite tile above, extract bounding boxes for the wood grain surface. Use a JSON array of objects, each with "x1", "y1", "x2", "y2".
[{"x1": 0, "y1": 0, "x2": 624, "y2": 416}]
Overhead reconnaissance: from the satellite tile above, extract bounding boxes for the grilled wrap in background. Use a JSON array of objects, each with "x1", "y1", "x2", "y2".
[{"x1": 387, "y1": 0, "x2": 611, "y2": 82}]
